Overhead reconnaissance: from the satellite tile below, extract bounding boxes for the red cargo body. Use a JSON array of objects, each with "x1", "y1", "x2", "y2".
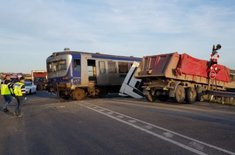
[
  {"x1": 138, "y1": 52, "x2": 230, "y2": 85},
  {"x1": 177, "y1": 54, "x2": 230, "y2": 82},
  {"x1": 33, "y1": 72, "x2": 47, "y2": 78}
]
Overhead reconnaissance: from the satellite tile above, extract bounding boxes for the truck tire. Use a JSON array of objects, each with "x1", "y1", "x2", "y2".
[
  {"x1": 158, "y1": 95, "x2": 168, "y2": 101},
  {"x1": 145, "y1": 90, "x2": 156, "y2": 102},
  {"x1": 97, "y1": 88, "x2": 108, "y2": 98},
  {"x1": 186, "y1": 87, "x2": 197, "y2": 104},
  {"x1": 175, "y1": 85, "x2": 185, "y2": 103},
  {"x1": 72, "y1": 88, "x2": 86, "y2": 100},
  {"x1": 196, "y1": 86, "x2": 203, "y2": 101}
]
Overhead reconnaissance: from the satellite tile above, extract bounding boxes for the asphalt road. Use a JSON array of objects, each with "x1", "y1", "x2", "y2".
[{"x1": 0, "y1": 91, "x2": 235, "y2": 155}]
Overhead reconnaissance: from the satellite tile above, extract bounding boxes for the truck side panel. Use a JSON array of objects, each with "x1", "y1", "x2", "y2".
[
  {"x1": 139, "y1": 53, "x2": 176, "y2": 77},
  {"x1": 176, "y1": 54, "x2": 230, "y2": 82}
]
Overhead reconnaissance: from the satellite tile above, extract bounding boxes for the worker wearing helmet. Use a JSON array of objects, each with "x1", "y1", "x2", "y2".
[{"x1": 13, "y1": 77, "x2": 26, "y2": 117}]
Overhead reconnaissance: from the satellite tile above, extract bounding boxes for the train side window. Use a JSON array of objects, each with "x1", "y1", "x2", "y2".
[
  {"x1": 99, "y1": 61, "x2": 106, "y2": 74},
  {"x1": 118, "y1": 62, "x2": 129, "y2": 73},
  {"x1": 74, "y1": 59, "x2": 81, "y2": 73},
  {"x1": 108, "y1": 61, "x2": 117, "y2": 73},
  {"x1": 88, "y1": 59, "x2": 96, "y2": 81}
]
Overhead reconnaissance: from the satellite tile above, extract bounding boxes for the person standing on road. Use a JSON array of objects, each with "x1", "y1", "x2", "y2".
[
  {"x1": 13, "y1": 77, "x2": 26, "y2": 117},
  {"x1": 1, "y1": 75, "x2": 13, "y2": 112}
]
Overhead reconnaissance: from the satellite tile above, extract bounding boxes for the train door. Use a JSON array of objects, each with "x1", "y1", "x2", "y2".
[
  {"x1": 97, "y1": 60, "x2": 108, "y2": 85},
  {"x1": 73, "y1": 59, "x2": 81, "y2": 77},
  {"x1": 87, "y1": 59, "x2": 96, "y2": 85}
]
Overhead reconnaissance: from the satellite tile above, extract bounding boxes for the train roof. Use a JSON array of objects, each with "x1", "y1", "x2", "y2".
[{"x1": 49, "y1": 50, "x2": 142, "y2": 61}]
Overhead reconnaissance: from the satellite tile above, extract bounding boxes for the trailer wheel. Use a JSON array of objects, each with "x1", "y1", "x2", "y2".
[
  {"x1": 196, "y1": 86, "x2": 203, "y2": 101},
  {"x1": 186, "y1": 87, "x2": 197, "y2": 104},
  {"x1": 145, "y1": 90, "x2": 156, "y2": 102},
  {"x1": 175, "y1": 85, "x2": 185, "y2": 103},
  {"x1": 158, "y1": 95, "x2": 169, "y2": 102},
  {"x1": 72, "y1": 88, "x2": 86, "y2": 100}
]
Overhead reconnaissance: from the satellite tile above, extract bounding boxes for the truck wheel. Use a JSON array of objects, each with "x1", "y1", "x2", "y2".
[
  {"x1": 96, "y1": 88, "x2": 108, "y2": 98},
  {"x1": 72, "y1": 88, "x2": 86, "y2": 100},
  {"x1": 145, "y1": 90, "x2": 156, "y2": 102},
  {"x1": 186, "y1": 87, "x2": 197, "y2": 104},
  {"x1": 196, "y1": 86, "x2": 203, "y2": 101},
  {"x1": 175, "y1": 85, "x2": 185, "y2": 103},
  {"x1": 158, "y1": 95, "x2": 169, "y2": 101}
]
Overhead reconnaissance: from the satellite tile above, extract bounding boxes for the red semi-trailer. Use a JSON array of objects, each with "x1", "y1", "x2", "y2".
[{"x1": 136, "y1": 52, "x2": 235, "y2": 103}]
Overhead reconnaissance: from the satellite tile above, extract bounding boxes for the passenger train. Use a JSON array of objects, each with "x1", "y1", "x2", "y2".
[{"x1": 46, "y1": 48, "x2": 141, "y2": 100}]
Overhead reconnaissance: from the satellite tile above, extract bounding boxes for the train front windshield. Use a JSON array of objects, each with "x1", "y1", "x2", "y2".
[
  {"x1": 47, "y1": 60, "x2": 67, "y2": 73},
  {"x1": 47, "y1": 54, "x2": 79, "y2": 79}
]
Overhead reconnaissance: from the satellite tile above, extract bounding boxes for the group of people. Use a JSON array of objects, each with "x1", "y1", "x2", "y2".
[{"x1": 1, "y1": 75, "x2": 26, "y2": 117}]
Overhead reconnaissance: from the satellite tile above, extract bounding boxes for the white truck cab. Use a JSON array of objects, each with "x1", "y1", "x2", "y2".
[{"x1": 119, "y1": 62, "x2": 144, "y2": 98}]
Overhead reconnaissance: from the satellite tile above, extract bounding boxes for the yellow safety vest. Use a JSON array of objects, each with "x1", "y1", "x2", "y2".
[
  {"x1": 14, "y1": 82, "x2": 24, "y2": 97},
  {"x1": 1, "y1": 83, "x2": 11, "y2": 95}
]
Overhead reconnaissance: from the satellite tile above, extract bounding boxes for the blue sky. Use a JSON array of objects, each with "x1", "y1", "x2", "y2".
[{"x1": 0, "y1": 0, "x2": 235, "y2": 73}]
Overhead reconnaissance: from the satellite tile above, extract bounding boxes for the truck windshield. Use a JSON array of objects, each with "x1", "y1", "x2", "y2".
[
  {"x1": 47, "y1": 60, "x2": 67, "y2": 73},
  {"x1": 34, "y1": 77, "x2": 46, "y2": 82}
]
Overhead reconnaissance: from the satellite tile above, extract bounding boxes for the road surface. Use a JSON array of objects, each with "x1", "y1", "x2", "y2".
[{"x1": 0, "y1": 91, "x2": 235, "y2": 155}]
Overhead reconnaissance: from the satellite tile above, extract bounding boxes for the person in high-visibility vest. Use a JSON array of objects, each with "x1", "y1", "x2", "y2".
[
  {"x1": 13, "y1": 77, "x2": 26, "y2": 117},
  {"x1": 1, "y1": 75, "x2": 13, "y2": 112}
]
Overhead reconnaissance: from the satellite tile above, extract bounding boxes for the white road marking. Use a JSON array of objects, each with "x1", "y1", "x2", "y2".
[
  {"x1": 163, "y1": 132, "x2": 174, "y2": 138},
  {"x1": 99, "y1": 109, "x2": 105, "y2": 112},
  {"x1": 84, "y1": 105, "x2": 206, "y2": 155},
  {"x1": 83, "y1": 104, "x2": 235, "y2": 155},
  {"x1": 24, "y1": 98, "x2": 57, "y2": 102},
  {"x1": 143, "y1": 125, "x2": 153, "y2": 130},
  {"x1": 57, "y1": 106, "x2": 65, "y2": 108},
  {"x1": 189, "y1": 141, "x2": 205, "y2": 151},
  {"x1": 117, "y1": 115, "x2": 124, "y2": 118},
  {"x1": 128, "y1": 120, "x2": 137, "y2": 123},
  {"x1": 109, "y1": 99, "x2": 235, "y2": 115}
]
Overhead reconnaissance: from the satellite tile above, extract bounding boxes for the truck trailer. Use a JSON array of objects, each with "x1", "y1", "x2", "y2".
[
  {"x1": 136, "y1": 52, "x2": 235, "y2": 103},
  {"x1": 31, "y1": 70, "x2": 47, "y2": 90}
]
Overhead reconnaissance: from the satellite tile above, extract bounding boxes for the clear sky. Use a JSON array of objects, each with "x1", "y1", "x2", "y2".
[{"x1": 0, "y1": 0, "x2": 235, "y2": 73}]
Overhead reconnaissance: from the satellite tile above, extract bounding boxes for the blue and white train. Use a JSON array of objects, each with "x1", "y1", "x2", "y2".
[{"x1": 46, "y1": 48, "x2": 141, "y2": 100}]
